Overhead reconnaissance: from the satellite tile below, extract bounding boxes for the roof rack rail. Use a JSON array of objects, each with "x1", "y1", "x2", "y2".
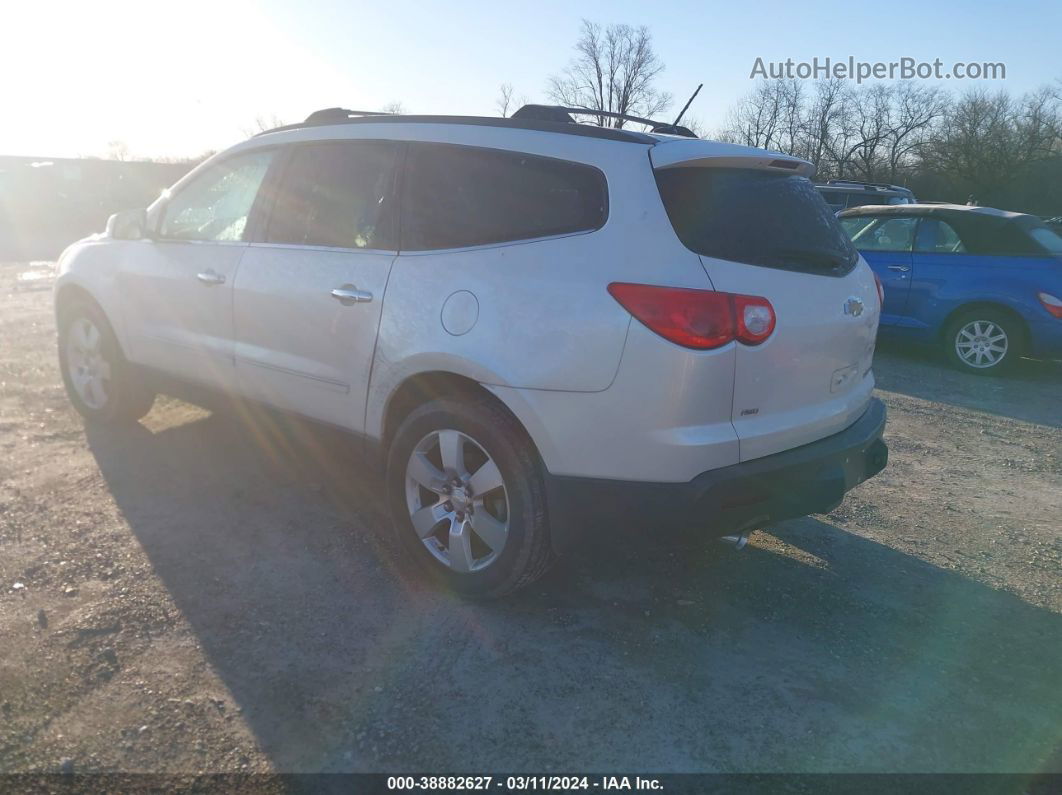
[
  {"x1": 512, "y1": 105, "x2": 698, "y2": 138},
  {"x1": 825, "y1": 179, "x2": 909, "y2": 191},
  {"x1": 303, "y1": 107, "x2": 395, "y2": 124},
  {"x1": 254, "y1": 107, "x2": 660, "y2": 144}
]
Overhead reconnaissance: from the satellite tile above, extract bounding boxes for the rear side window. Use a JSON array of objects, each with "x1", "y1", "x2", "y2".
[
  {"x1": 842, "y1": 217, "x2": 917, "y2": 251},
  {"x1": 402, "y1": 144, "x2": 607, "y2": 250},
  {"x1": 1027, "y1": 226, "x2": 1062, "y2": 255},
  {"x1": 656, "y1": 168, "x2": 858, "y2": 275},
  {"x1": 265, "y1": 140, "x2": 399, "y2": 250},
  {"x1": 915, "y1": 219, "x2": 966, "y2": 253},
  {"x1": 961, "y1": 217, "x2": 1049, "y2": 256},
  {"x1": 838, "y1": 216, "x2": 877, "y2": 240}
]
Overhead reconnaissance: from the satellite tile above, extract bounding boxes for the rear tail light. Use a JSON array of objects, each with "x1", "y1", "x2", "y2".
[
  {"x1": 1037, "y1": 291, "x2": 1062, "y2": 318},
  {"x1": 733, "y1": 294, "x2": 776, "y2": 345},
  {"x1": 607, "y1": 283, "x2": 775, "y2": 350},
  {"x1": 874, "y1": 273, "x2": 885, "y2": 305}
]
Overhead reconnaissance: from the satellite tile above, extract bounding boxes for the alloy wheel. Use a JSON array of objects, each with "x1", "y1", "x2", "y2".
[
  {"x1": 954, "y1": 320, "x2": 1008, "y2": 369},
  {"x1": 66, "y1": 317, "x2": 112, "y2": 409},
  {"x1": 404, "y1": 429, "x2": 510, "y2": 573}
]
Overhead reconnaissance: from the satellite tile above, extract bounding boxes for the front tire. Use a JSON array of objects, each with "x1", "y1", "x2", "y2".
[
  {"x1": 386, "y1": 397, "x2": 554, "y2": 599},
  {"x1": 58, "y1": 299, "x2": 155, "y2": 423},
  {"x1": 944, "y1": 310, "x2": 1021, "y2": 375}
]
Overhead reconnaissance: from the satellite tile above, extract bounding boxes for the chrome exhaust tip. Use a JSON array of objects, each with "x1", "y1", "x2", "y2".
[{"x1": 719, "y1": 532, "x2": 750, "y2": 550}]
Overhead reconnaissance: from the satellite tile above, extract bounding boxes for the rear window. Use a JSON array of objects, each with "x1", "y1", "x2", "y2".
[
  {"x1": 1027, "y1": 225, "x2": 1062, "y2": 255},
  {"x1": 656, "y1": 168, "x2": 858, "y2": 276},
  {"x1": 960, "y1": 216, "x2": 1054, "y2": 256},
  {"x1": 402, "y1": 143, "x2": 607, "y2": 251}
]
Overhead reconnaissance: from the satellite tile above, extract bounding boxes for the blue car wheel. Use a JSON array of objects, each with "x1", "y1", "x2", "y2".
[{"x1": 945, "y1": 309, "x2": 1022, "y2": 375}]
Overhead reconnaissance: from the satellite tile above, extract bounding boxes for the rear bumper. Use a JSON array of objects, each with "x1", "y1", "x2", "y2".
[{"x1": 545, "y1": 398, "x2": 888, "y2": 552}]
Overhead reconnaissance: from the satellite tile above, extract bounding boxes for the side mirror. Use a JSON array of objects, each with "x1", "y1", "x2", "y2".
[{"x1": 106, "y1": 208, "x2": 148, "y2": 240}]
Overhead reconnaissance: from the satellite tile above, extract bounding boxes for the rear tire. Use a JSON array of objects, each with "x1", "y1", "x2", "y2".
[
  {"x1": 385, "y1": 396, "x2": 554, "y2": 599},
  {"x1": 944, "y1": 309, "x2": 1021, "y2": 375},
  {"x1": 58, "y1": 299, "x2": 155, "y2": 423}
]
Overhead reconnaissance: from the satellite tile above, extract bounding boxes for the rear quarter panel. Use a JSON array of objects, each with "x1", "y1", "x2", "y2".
[
  {"x1": 365, "y1": 134, "x2": 710, "y2": 441},
  {"x1": 907, "y1": 253, "x2": 1062, "y2": 352}
]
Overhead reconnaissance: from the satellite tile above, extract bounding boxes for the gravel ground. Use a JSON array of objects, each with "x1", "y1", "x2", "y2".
[{"x1": 1, "y1": 261, "x2": 1060, "y2": 774}]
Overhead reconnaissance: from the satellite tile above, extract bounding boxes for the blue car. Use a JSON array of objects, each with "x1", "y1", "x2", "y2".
[{"x1": 838, "y1": 204, "x2": 1062, "y2": 374}]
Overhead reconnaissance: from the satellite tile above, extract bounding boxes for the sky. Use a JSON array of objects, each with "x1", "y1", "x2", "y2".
[{"x1": 2, "y1": 0, "x2": 1059, "y2": 160}]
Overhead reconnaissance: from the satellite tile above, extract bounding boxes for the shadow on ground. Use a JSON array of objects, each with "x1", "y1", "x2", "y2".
[
  {"x1": 86, "y1": 404, "x2": 1062, "y2": 774},
  {"x1": 873, "y1": 340, "x2": 1062, "y2": 428}
]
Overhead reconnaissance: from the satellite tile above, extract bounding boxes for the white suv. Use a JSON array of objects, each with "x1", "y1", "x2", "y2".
[{"x1": 55, "y1": 106, "x2": 888, "y2": 598}]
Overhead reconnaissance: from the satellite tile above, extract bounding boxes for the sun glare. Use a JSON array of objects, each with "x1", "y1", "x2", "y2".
[{"x1": 1, "y1": 1, "x2": 358, "y2": 160}]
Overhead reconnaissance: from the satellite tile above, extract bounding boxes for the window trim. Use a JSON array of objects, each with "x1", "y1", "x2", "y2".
[
  {"x1": 154, "y1": 146, "x2": 281, "y2": 244},
  {"x1": 395, "y1": 227, "x2": 604, "y2": 257},
  {"x1": 397, "y1": 140, "x2": 610, "y2": 253},
  {"x1": 245, "y1": 241, "x2": 400, "y2": 257}
]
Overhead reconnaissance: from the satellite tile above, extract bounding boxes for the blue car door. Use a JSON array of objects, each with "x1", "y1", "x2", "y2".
[
  {"x1": 907, "y1": 217, "x2": 972, "y2": 324},
  {"x1": 840, "y1": 215, "x2": 916, "y2": 323}
]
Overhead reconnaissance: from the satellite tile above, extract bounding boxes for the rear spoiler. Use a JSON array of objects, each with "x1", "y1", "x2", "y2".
[{"x1": 650, "y1": 140, "x2": 815, "y2": 179}]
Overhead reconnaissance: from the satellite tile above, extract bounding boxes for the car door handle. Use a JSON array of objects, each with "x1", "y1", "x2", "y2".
[
  {"x1": 196, "y1": 269, "x2": 226, "y2": 286},
  {"x1": 886, "y1": 265, "x2": 910, "y2": 272},
  {"x1": 330, "y1": 286, "x2": 373, "y2": 305}
]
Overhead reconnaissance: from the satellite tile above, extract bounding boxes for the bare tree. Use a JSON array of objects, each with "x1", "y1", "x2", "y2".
[
  {"x1": 719, "y1": 80, "x2": 926, "y2": 180},
  {"x1": 833, "y1": 83, "x2": 893, "y2": 179},
  {"x1": 784, "y1": 81, "x2": 801, "y2": 150},
  {"x1": 140, "y1": 152, "x2": 213, "y2": 165},
  {"x1": 718, "y1": 86, "x2": 770, "y2": 147},
  {"x1": 719, "y1": 80, "x2": 802, "y2": 152},
  {"x1": 717, "y1": 76, "x2": 1062, "y2": 208},
  {"x1": 548, "y1": 20, "x2": 671, "y2": 127},
  {"x1": 932, "y1": 87, "x2": 1061, "y2": 201},
  {"x1": 803, "y1": 78, "x2": 847, "y2": 172},
  {"x1": 382, "y1": 101, "x2": 406, "y2": 115},
  {"x1": 106, "y1": 139, "x2": 130, "y2": 161},
  {"x1": 681, "y1": 116, "x2": 706, "y2": 138},
  {"x1": 242, "y1": 114, "x2": 287, "y2": 136},
  {"x1": 497, "y1": 83, "x2": 516, "y2": 117},
  {"x1": 882, "y1": 83, "x2": 948, "y2": 182}
]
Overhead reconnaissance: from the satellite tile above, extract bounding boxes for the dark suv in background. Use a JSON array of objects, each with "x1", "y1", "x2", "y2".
[{"x1": 816, "y1": 180, "x2": 916, "y2": 213}]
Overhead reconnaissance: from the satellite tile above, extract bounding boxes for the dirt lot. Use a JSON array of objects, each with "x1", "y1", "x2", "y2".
[{"x1": 1, "y1": 261, "x2": 1060, "y2": 775}]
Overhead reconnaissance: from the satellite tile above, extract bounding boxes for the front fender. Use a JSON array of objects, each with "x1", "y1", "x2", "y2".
[{"x1": 54, "y1": 239, "x2": 124, "y2": 326}]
